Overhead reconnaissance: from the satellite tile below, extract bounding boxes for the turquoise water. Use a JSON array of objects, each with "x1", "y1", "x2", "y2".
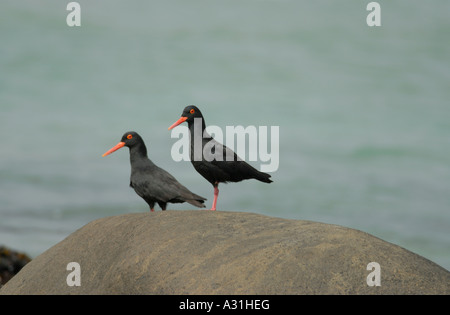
[{"x1": 1, "y1": 0, "x2": 449, "y2": 272}]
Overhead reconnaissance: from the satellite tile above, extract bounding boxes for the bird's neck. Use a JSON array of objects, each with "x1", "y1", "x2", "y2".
[
  {"x1": 187, "y1": 117, "x2": 209, "y2": 142},
  {"x1": 187, "y1": 117, "x2": 211, "y2": 161},
  {"x1": 129, "y1": 142, "x2": 149, "y2": 164}
]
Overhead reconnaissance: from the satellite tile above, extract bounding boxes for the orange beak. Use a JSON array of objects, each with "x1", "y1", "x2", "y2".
[
  {"x1": 102, "y1": 142, "x2": 125, "y2": 157},
  {"x1": 168, "y1": 116, "x2": 188, "y2": 130}
]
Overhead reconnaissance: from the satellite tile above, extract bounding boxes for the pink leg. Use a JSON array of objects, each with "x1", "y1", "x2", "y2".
[
  {"x1": 211, "y1": 183, "x2": 219, "y2": 211},
  {"x1": 150, "y1": 208, "x2": 155, "y2": 212}
]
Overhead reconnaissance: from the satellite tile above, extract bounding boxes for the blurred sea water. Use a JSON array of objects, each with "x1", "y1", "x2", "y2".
[{"x1": 1, "y1": 0, "x2": 449, "y2": 271}]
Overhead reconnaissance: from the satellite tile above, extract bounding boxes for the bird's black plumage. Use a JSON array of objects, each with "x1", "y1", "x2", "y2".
[
  {"x1": 103, "y1": 131, "x2": 206, "y2": 211},
  {"x1": 168, "y1": 106, "x2": 272, "y2": 210}
]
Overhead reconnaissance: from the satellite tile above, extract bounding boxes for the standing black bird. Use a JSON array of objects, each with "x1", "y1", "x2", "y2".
[
  {"x1": 168, "y1": 105, "x2": 272, "y2": 210},
  {"x1": 102, "y1": 131, "x2": 206, "y2": 211}
]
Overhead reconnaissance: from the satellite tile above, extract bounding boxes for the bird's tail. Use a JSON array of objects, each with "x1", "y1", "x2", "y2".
[
  {"x1": 187, "y1": 198, "x2": 206, "y2": 208},
  {"x1": 255, "y1": 171, "x2": 273, "y2": 183}
]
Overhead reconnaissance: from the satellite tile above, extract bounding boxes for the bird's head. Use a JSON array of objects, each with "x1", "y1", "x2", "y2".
[
  {"x1": 102, "y1": 131, "x2": 142, "y2": 157},
  {"x1": 168, "y1": 105, "x2": 203, "y2": 130}
]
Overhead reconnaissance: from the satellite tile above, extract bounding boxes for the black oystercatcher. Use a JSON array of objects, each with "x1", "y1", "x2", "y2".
[
  {"x1": 168, "y1": 105, "x2": 272, "y2": 210},
  {"x1": 102, "y1": 131, "x2": 206, "y2": 211}
]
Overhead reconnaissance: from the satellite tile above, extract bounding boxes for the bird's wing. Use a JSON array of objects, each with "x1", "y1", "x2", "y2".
[
  {"x1": 132, "y1": 165, "x2": 205, "y2": 203},
  {"x1": 201, "y1": 137, "x2": 271, "y2": 183},
  {"x1": 202, "y1": 137, "x2": 242, "y2": 163}
]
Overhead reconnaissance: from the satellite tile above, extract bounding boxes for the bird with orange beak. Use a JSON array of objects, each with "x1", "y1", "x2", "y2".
[
  {"x1": 103, "y1": 131, "x2": 206, "y2": 211},
  {"x1": 168, "y1": 105, "x2": 272, "y2": 210}
]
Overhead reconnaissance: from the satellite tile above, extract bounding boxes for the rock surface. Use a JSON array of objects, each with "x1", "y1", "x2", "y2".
[{"x1": 1, "y1": 211, "x2": 449, "y2": 294}]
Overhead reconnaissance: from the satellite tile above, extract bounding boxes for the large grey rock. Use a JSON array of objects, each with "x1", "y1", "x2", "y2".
[{"x1": 1, "y1": 211, "x2": 449, "y2": 294}]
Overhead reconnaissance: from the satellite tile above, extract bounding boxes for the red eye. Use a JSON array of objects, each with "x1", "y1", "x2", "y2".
[
  {"x1": 190, "y1": 108, "x2": 195, "y2": 114},
  {"x1": 127, "y1": 134, "x2": 133, "y2": 140}
]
